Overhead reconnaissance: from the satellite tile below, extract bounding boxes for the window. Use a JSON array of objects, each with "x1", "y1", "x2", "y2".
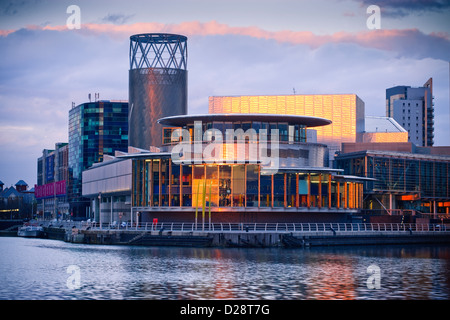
[
  {"x1": 278, "y1": 123, "x2": 288, "y2": 142},
  {"x1": 161, "y1": 159, "x2": 170, "y2": 206},
  {"x1": 205, "y1": 165, "x2": 218, "y2": 207},
  {"x1": 246, "y1": 165, "x2": 258, "y2": 207},
  {"x1": 182, "y1": 165, "x2": 192, "y2": 206},
  {"x1": 286, "y1": 173, "x2": 296, "y2": 207},
  {"x1": 219, "y1": 165, "x2": 232, "y2": 207},
  {"x1": 260, "y1": 173, "x2": 271, "y2": 207},
  {"x1": 232, "y1": 165, "x2": 245, "y2": 207},
  {"x1": 170, "y1": 163, "x2": 180, "y2": 206},
  {"x1": 192, "y1": 165, "x2": 205, "y2": 208},
  {"x1": 273, "y1": 173, "x2": 284, "y2": 207},
  {"x1": 152, "y1": 160, "x2": 160, "y2": 206}
]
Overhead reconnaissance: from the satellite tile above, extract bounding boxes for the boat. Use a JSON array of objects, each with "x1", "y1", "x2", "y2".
[{"x1": 17, "y1": 225, "x2": 45, "y2": 238}]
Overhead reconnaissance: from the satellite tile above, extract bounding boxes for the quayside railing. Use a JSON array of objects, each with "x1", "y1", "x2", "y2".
[{"x1": 87, "y1": 222, "x2": 450, "y2": 233}]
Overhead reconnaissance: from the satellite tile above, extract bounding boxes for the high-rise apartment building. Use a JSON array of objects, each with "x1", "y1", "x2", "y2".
[
  {"x1": 68, "y1": 100, "x2": 128, "y2": 217},
  {"x1": 208, "y1": 94, "x2": 365, "y2": 164},
  {"x1": 386, "y1": 78, "x2": 434, "y2": 147}
]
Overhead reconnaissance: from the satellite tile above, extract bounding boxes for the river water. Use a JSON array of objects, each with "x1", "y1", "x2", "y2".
[{"x1": 1, "y1": 236, "x2": 450, "y2": 300}]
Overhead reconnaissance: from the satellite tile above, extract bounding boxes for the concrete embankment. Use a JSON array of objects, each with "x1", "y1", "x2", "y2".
[
  {"x1": 0, "y1": 220, "x2": 23, "y2": 237},
  {"x1": 63, "y1": 228, "x2": 450, "y2": 248}
]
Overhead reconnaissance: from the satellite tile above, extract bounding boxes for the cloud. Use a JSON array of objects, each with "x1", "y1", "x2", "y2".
[
  {"x1": 2, "y1": 20, "x2": 449, "y2": 61},
  {"x1": 1, "y1": 0, "x2": 27, "y2": 16},
  {"x1": 101, "y1": 13, "x2": 135, "y2": 25},
  {"x1": 354, "y1": 0, "x2": 450, "y2": 17}
]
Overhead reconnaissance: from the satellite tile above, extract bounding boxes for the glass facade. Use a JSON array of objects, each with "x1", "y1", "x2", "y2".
[
  {"x1": 170, "y1": 121, "x2": 307, "y2": 144},
  {"x1": 336, "y1": 151, "x2": 450, "y2": 213},
  {"x1": 68, "y1": 101, "x2": 128, "y2": 216},
  {"x1": 132, "y1": 157, "x2": 363, "y2": 211}
]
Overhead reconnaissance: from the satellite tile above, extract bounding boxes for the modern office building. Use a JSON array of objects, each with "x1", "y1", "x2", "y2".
[
  {"x1": 128, "y1": 33, "x2": 188, "y2": 149},
  {"x1": 335, "y1": 149, "x2": 450, "y2": 215},
  {"x1": 36, "y1": 143, "x2": 69, "y2": 219},
  {"x1": 68, "y1": 100, "x2": 129, "y2": 217},
  {"x1": 108, "y1": 113, "x2": 370, "y2": 225},
  {"x1": 82, "y1": 154, "x2": 132, "y2": 225},
  {"x1": 386, "y1": 78, "x2": 434, "y2": 146},
  {"x1": 208, "y1": 94, "x2": 365, "y2": 165}
]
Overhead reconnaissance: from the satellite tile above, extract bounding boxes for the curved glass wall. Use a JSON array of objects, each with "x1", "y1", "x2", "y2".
[
  {"x1": 166, "y1": 121, "x2": 307, "y2": 144},
  {"x1": 132, "y1": 158, "x2": 363, "y2": 211}
]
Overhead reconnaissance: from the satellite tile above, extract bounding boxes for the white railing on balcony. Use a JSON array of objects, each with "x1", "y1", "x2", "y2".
[{"x1": 84, "y1": 222, "x2": 449, "y2": 233}]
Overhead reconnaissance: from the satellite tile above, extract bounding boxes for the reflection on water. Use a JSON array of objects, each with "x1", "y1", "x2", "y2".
[{"x1": 0, "y1": 237, "x2": 449, "y2": 300}]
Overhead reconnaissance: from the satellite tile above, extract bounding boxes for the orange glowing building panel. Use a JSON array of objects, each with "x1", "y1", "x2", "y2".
[{"x1": 208, "y1": 94, "x2": 365, "y2": 159}]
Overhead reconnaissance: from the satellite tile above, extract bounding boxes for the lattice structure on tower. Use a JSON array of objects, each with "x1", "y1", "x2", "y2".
[{"x1": 129, "y1": 33, "x2": 187, "y2": 70}]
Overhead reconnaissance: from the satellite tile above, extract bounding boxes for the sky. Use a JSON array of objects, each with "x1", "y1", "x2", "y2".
[{"x1": 0, "y1": 0, "x2": 449, "y2": 188}]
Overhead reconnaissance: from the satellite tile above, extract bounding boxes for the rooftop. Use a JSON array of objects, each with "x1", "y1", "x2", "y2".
[
  {"x1": 15, "y1": 180, "x2": 28, "y2": 186},
  {"x1": 157, "y1": 113, "x2": 332, "y2": 128},
  {"x1": 336, "y1": 149, "x2": 450, "y2": 161},
  {"x1": 365, "y1": 116, "x2": 406, "y2": 133}
]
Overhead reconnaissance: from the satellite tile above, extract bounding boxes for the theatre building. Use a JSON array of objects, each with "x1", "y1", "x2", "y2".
[{"x1": 118, "y1": 114, "x2": 367, "y2": 224}]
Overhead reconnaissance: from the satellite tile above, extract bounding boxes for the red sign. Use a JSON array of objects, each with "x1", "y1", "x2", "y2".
[{"x1": 35, "y1": 181, "x2": 66, "y2": 199}]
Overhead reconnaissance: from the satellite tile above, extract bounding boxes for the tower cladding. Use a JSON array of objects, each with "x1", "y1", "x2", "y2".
[{"x1": 128, "y1": 33, "x2": 188, "y2": 149}]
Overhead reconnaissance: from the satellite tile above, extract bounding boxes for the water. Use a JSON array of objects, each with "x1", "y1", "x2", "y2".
[{"x1": 1, "y1": 236, "x2": 450, "y2": 300}]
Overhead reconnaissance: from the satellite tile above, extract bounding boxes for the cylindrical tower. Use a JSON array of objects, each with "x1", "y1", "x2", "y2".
[{"x1": 128, "y1": 33, "x2": 188, "y2": 149}]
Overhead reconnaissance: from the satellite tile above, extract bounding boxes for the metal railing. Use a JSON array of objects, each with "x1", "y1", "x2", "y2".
[{"x1": 86, "y1": 222, "x2": 450, "y2": 233}]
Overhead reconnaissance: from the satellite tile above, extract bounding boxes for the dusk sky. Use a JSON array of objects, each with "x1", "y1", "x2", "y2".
[{"x1": 0, "y1": 0, "x2": 449, "y2": 188}]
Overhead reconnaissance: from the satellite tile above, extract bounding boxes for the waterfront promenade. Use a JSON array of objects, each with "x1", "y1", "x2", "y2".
[{"x1": 33, "y1": 219, "x2": 450, "y2": 248}]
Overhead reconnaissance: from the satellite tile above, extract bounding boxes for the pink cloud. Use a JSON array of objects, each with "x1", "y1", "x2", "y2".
[{"x1": 1, "y1": 21, "x2": 448, "y2": 59}]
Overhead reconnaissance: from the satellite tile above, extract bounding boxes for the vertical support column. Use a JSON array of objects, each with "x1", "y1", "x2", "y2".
[
  {"x1": 336, "y1": 182, "x2": 340, "y2": 209},
  {"x1": 169, "y1": 160, "x2": 172, "y2": 207},
  {"x1": 424, "y1": 89, "x2": 428, "y2": 147},
  {"x1": 258, "y1": 165, "x2": 261, "y2": 208},
  {"x1": 244, "y1": 164, "x2": 247, "y2": 207},
  {"x1": 328, "y1": 176, "x2": 332, "y2": 209},
  {"x1": 344, "y1": 182, "x2": 347, "y2": 209},
  {"x1": 389, "y1": 193, "x2": 393, "y2": 215},
  {"x1": 98, "y1": 193, "x2": 102, "y2": 229},
  {"x1": 360, "y1": 183, "x2": 364, "y2": 209},
  {"x1": 150, "y1": 160, "x2": 153, "y2": 207},
  {"x1": 318, "y1": 173, "x2": 322, "y2": 209},
  {"x1": 307, "y1": 173, "x2": 311, "y2": 209},
  {"x1": 178, "y1": 163, "x2": 181, "y2": 208},
  {"x1": 284, "y1": 173, "x2": 287, "y2": 208},
  {"x1": 230, "y1": 165, "x2": 233, "y2": 207},
  {"x1": 141, "y1": 160, "x2": 145, "y2": 207},
  {"x1": 111, "y1": 196, "x2": 113, "y2": 226},
  {"x1": 271, "y1": 173, "x2": 274, "y2": 208},
  {"x1": 296, "y1": 173, "x2": 299, "y2": 208},
  {"x1": 158, "y1": 160, "x2": 162, "y2": 207}
]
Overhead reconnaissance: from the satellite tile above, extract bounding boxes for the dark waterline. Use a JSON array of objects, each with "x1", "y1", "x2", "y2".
[{"x1": 1, "y1": 237, "x2": 450, "y2": 300}]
